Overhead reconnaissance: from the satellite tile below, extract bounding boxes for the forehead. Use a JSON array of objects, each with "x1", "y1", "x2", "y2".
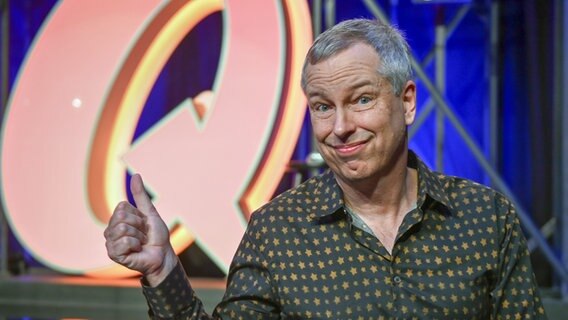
[{"x1": 303, "y1": 43, "x2": 381, "y2": 93}]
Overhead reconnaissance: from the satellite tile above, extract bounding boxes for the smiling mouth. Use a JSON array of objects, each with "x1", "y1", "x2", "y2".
[{"x1": 333, "y1": 141, "x2": 367, "y2": 156}]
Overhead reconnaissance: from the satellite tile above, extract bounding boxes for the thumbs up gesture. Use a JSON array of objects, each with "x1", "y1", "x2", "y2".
[{"x1": 104, "y1": 174, "x2": 178, "y2": 286}]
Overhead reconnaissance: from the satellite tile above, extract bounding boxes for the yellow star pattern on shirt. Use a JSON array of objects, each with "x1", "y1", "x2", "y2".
[{"x1": 143, "y1": 151, "x2": 547, "y2": 319}]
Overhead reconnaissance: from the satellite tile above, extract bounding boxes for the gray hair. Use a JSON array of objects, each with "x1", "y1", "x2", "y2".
[{"x1": 301, "y1": 19, "x2": 413, "y2": 96}]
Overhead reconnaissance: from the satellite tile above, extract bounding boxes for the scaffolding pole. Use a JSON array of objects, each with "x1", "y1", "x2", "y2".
[
  {"x1": 489, "y1": 1, "x2": 500, "y2": 181},
  {"x1": 409, "y1": 4, "x2": 470, "y2": 139},
  {"x1": 434, "y1": 6, "x2": 446, "y2": 172}
]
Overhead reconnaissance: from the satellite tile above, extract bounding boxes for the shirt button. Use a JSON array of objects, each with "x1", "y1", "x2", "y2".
[{"x1": 393, "y1": 276, "x2": 402, "y2": 284}]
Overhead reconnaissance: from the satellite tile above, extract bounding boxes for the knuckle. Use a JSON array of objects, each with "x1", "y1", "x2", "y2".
[
  {"x1": 105, "y1": 242, "x2": 118, "y2": 259},
  {"x1": 117, "y1": 201, "x2": 131, "y2": 210},
  {"x1": 114, "y1": 209, "x2": 127, "y2": 221},
  {"x1": 117, "y1": 223, "x2": 128, "y2": 234},
  {"x1": 119, "y1": 237, "x2": 131, "y2": 247},
  {"x1": 113, "y1": 201, "x2": 131, "y2": 217}
]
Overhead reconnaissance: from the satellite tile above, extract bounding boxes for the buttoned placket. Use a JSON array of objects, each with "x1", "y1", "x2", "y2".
[{"x1": 346, "y1": 204, "x2": 424, "y2": 318}]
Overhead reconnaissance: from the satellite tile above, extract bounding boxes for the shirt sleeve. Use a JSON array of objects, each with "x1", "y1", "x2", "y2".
[
  {"x1": 142, "y1": 261, "x2": 211, "y2": 319},
  {"x1": 490, "y1": 195, "x2": 548, "y2": 319},
  {"x1": 141, "y1": 214, "x2": 281, "y2": 319}
]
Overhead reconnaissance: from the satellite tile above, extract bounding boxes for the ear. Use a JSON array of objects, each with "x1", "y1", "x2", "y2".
[{"x1": 401, "y1": 80, "x2": 416, "y2": 126}]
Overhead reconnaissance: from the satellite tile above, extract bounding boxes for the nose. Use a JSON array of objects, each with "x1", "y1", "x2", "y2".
[{"x1": 333, "y1": 107, "x2": 356, "y2": 140}]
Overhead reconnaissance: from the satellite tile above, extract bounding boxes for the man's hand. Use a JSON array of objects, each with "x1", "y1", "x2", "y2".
[{"x1": 104, "y1": 173, "x2": 178, "y2": 286}]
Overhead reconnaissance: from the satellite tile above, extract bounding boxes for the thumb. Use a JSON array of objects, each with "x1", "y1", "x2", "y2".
[{"x1": 130, "y1": 173, "x2": 158, "y2": 216}]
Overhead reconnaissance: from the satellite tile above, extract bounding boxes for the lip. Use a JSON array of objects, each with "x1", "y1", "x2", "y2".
[{"x1": 332, "y1": 141, "x2": 367, "y2": 157}]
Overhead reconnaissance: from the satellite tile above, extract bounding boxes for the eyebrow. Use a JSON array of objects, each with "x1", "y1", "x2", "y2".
[{"x1": 348, "y1": 79, "x2": 375, "y2": 90}]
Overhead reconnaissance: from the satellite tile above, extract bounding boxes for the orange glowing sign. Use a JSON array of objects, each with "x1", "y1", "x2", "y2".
[{"x1": 1, "y1": 0, "x2": 312, "y2": 277}]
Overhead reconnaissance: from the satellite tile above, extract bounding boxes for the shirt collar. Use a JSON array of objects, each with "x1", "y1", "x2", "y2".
[
  {"x1": 409, "y1": 150, "x2": 453, "y2": 213},
  {"x1": 308, "y1": 150, "x2": 452, "y2": 221},
  {"x1": 306, "y1": 168, "x2": 346, "y2": 221}
]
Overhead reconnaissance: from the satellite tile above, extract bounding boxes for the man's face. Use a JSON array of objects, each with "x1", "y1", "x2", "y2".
[{"x1": 304, "y1": 43, "x2": 416, "y2": 185}]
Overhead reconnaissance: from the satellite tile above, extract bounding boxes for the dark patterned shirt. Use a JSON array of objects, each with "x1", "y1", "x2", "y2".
[{"x1": 142, "y1": 151, "x2": 547, "y2": 319}]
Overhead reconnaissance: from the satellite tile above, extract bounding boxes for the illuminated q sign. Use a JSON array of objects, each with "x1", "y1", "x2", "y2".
[{"x1": 1, "y1": 0, "x2": 311, "y2": 278}]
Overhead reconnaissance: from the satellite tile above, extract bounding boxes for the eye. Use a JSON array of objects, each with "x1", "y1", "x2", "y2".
[
  {"x1": 351, "y1": 95, "x2": 374, "y2": 111},
  {"x1": 358, "y1": 96, "x2": 371, "y2": 104},
  {"x1": 309, "y1": 103, "x2": 334, "y2": 119},
  {"x1": 315, "y1": 104, "x2": 331, "y2": 112}
]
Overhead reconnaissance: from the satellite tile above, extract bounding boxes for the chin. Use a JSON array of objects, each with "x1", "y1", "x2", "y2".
[{"x1": 335, "y1": 165, "x2": 373, "y2": 183}]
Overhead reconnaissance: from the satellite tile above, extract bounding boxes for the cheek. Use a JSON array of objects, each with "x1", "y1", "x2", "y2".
[
  {"x1": 310, "y1": 119, "x2": 332, "y2": 142},
  {"x1": 358, "y1": 112, "x2": 388, "y2": 133}
]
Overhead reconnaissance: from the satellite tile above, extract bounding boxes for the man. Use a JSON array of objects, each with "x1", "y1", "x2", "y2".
[{"x1": 104, "y1": 19, "x2": 547, "y2": 319}]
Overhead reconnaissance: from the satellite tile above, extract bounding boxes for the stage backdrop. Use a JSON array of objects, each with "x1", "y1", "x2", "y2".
[{"x1": 0, "y1": 0, "x2": 547, "y2": 280}]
